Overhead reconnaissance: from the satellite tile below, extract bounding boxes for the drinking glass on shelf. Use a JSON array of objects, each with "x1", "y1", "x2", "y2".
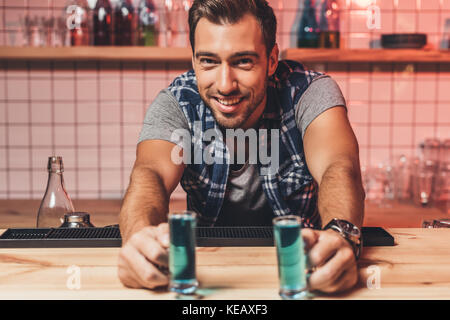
[
  {"x1": 365, "y1": 162, "x2": 394, "y2": 208},
  {"x1": 411, "y1": 159, "x2": 438, "y2": 207},
  {"x1": 393, "y1": 154, "x2": 412, "y2": 202}
]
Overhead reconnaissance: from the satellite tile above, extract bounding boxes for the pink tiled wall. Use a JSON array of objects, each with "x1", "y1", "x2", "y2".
[{"x1": 0, "y1": 0, "x2": 450, "y2": 200}]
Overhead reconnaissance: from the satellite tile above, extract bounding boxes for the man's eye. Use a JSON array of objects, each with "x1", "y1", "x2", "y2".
[
  {"x1": 199, "y1": 58, "x2": 216, "y2": 65},
  {"x1": 235, "y1": 59, "x2": 253, "y2": 67}
]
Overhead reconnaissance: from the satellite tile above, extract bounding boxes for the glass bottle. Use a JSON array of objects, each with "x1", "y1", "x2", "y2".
[
  {"x1": 64, "y1": 0, "x2": 90, "y2": 46},
  {"x1": 318, "y1": 0, "x2": 340, "y2": 48},
  {"x1": 296, "y1": 0, "x2": 319, "y2": 48},
  {"x1": 36, "y1": 156, "x2": 75, "y2": 228},
  {"x1": 93, "y1": 0, "x2": 112, "y2": 45},
  {"x1": 114, "y1": 0, "x2": 135, "y2": 46},
  {"x1": 137, "y1": 0, "x2": 159, "y2": 46}
]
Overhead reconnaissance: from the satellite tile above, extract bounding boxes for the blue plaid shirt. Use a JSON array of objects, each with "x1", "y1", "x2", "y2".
[{"x1": 168, "y1": 60, "x2": 322, "y2": 228}]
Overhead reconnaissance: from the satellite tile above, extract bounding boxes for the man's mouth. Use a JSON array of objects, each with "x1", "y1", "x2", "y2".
[{"x1": 213, "y1": 96, "x2": 245, "y2": 113}]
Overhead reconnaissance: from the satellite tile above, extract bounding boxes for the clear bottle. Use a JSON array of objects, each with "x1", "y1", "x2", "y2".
[
  {"x1": 138, "y1": 0, "x2": 159, "y2": 46},
  {"x1": 93, "y1": 0, "x2": 112, "y2": 45},
  {"x1": 36, "y1": 156, "x2": 75, "y2": 228},
  {"x1": 318, "y1": 0, "x2": 340, "y2": 48},
  {"x1": 296, "y1": 0, "x2": 319, "y2": 48},
  {"x1": 114, "y1": 0, "x2": 135, "y2": 46}
]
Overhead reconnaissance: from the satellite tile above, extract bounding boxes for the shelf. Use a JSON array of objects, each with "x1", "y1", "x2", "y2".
[
  {"x1": 0, "y1": 47, "x2": 449, "y2": 63},
  {"x1": 0, "y1": 46, "x2": 192, "y2": 61},
  {"x1": 281, "y1": 48, "x2": 450, "y2": 63}
]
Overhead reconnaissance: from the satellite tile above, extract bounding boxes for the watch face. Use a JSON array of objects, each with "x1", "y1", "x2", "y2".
[{"x1": 336, "y1": 219, "x2": 361, "y2": 237}]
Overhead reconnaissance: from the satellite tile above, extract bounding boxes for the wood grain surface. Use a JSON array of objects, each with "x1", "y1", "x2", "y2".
[{"x1": 0, "y1": 228, "x2": 449, "y2": 299}]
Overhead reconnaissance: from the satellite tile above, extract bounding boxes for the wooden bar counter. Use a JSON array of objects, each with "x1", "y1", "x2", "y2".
[
  {"x1": 0, "y1": 228, "x2": 449, "y2": 299},
  {"x1": 0, "y1": 200, "x2": 449, "y2": 299}
]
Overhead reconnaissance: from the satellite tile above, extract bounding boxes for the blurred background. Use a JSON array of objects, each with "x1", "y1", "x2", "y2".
[{"x1": 0, "y1": 0, "x2": 448, "y2": 219}]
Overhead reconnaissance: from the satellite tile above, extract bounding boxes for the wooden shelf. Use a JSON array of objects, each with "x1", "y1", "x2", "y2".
[
  {"x1": 282, "y1": 48, "x2": 450, "y2": 63},
  {"x1": 0, "y1": 47, "x2": 449, "y2": 63},
  {"x1": 0, "y1": 46, "x2": 192, "y2": 61}
]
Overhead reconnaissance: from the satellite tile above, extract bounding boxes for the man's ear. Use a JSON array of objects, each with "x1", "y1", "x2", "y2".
[{"x1": 268, "y1": 43, "x2": 279, "y2": 77}]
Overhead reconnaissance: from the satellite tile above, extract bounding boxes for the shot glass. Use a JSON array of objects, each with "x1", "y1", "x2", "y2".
[
  {"x1": 168, "y1": 210, "x2": 198, "y2": 295},
  {"x1": 273, "y1": 215, "x2": 308, "y2": 300}
]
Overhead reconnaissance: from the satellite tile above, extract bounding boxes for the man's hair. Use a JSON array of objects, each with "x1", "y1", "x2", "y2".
[{"x1": 188, "y1": 0, "x2": 277, "y2": 56}]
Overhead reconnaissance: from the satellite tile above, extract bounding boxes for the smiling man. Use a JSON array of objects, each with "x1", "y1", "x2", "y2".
[{"x1": 118, "y1": 0, "x2": 365, "y2": 293}]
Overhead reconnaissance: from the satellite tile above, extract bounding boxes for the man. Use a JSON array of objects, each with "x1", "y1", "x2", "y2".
[{"x1": 118, "y1": 0, "x2": 365, "y2": 293}]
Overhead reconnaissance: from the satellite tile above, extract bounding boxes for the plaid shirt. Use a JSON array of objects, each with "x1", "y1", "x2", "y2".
[{"x1": 168, "y1": 60, "x2": 322, "y2": 228}]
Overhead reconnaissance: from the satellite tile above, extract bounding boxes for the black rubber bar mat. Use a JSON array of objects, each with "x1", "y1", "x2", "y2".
[{"x1": 0, "y1": 226, "x2": 394, "y2": 248}]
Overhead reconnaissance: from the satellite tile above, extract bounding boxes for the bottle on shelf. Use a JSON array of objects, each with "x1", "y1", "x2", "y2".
[
  {"x1": 137, "y1": 0, "x2": 159, "y2": 46},
  {"x1": 318, "y1": 0, "x2": 340, "y2": 48},
  {"x1": 93, "y1": 0, "x2": 112, "y2": 46},
  {"x1": 36, "y1": 156, "x2": 75, "y2": 228},
  {"x1": 114, "y1": 0, "x2": 135, "y2": 46},
  {"x1": 296, "y1": 0, "x2": 319, "y2": 48},
  {"x1": 64, "y1": 0, "x2": 90, "y2": 46}
]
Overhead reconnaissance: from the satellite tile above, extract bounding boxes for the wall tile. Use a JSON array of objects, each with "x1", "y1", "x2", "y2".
[
  {"x1": 77, "y1": 147, "x2": 98, "y2": 169},
  {"x1": 123, "y1": 101, "x2": 145, "y2": 124},
  {"x1": 6, "y1": 79, "x2": 28, "y2": 100},
  {"x1": 7, "y1": 102, "x2": 28, "y2": 123},
  {"x1": 100, "y1": 124, "x2": 121, "y2": 147},
  {"x1": 123, "y1": 77, "x2": 144, "y2": 102},
  {"x1": 437, "y1": 104, "x2": 450, "y2": 124},
  {"x1": 418, "y1": 12, "x2": 440, "y2": 33},
  {"x1": 420, "y1": 0, "x2": 441, "y2": 10},
  {"x1": 371, "y1": 80, "x2": 392, "y2": 102},
  {"x1": 100, "y1": 148, "x2": 121, "y2": 169},
  {"x1": 54, "y1": 125, "x2": 75, "y2": 147},
  {"x1": 77, "y1": 78, "x2": 98, "y2": 101},
  {"x1": 31, "y1": 102, "x2": 52, "y2": 124},
  {"x1": 415, "y1": 80, "x2": 437, "y2": 102},
  {"x1": 393, "y1": 103, "x2": 414, "y2": 124},
  {"x1": 352, "y1": 124, "x2": 369, "y2": 146},
  {"x1": 8, "y1": 148, "x2": 30, "y2": 169},
  {"x1": 123, "y1": 124, "x2": 141, "y2": 147},
  {"x1": 77, "y1": 102, "x2": 98, "y2": 124},
  {"x1": 393, "y1": 80, "x2": 414, "y2": 102},
  {"x1": 30, "y1": 78, "x2": 51, "y2": 100},
  {"x1": 392, "y1": 126, "x2": 413, "y2": 147},
  {"x1": 77, "y1": 124, "x2": 98, "y2": 147},
  {"x1": 370, "y1": 103, "x2": 391, "y2": 124},
  {"x1": 370, "y1": 125, "x2": 390, "y2": 147},
  {"x1": 414, "y1": 126, "x2": 436, "y2": 146},
  {"x1": 438, "y1": 80, "x2": 450, "y2": 101},
  {"x1": 348, "y1": 79, "x2": 370, "y2": 101},
  {"x1": 31, "y1": 147, "x2": 53, "y2": 169},
  {"x1": 348, "y1": 101, "x2": 369, "y2": 123},
  {"x1": 100, "y1": 101, "x2": 121, "y2": 123},
  {"x1": 78, "y1": 170, "x2": 99, "y2": 192},
  {"x1": 54, "y1": 79, "x2": 75, "y2": 101},
  {"x1": 395, "y1": 13, "x2": 417, "y2": 33},
  {"x1": 8, "y1": 125, "x2": 29, "y2": 146},
  {"x1": 0, "y1": 171, "x2": 7, "y2": 193},
  {"x1": 31, "y1": 125, "x2": 52, "y2": 147},
  {"x1": 415, "y1": 103, "x2": 436, "y2": 125},
  {"x1": 8, "y1": 170, "x2": 30, "y2": 193},
  {"x1": 54, "y1": 102, "x2": 75, "y2": 124}
]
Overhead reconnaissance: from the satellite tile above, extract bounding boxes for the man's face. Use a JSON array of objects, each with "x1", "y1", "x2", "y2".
[{"x1": 192, "y1": 14, "x2": 278, "y2": 129}]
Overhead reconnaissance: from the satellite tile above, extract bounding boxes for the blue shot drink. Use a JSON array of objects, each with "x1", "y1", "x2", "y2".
[
  {"x1": 168, "y1": 211, "x2": 198, "y2": 294},
  {"x1": 273, "y1": 215, "x2": 308, "y2": 299}
]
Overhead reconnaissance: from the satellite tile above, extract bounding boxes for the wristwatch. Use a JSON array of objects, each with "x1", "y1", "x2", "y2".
[{"x1": 323, "y1": 218, "x2": 362, "y2": 260}]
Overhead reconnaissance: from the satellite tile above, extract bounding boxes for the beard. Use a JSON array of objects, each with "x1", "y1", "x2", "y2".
[{"x1": 200, "y1": 78, "x2": 268, "y2": 130}]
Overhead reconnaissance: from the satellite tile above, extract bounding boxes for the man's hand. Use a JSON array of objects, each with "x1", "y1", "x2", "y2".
[
  {"x1": 302, "y1": 228, "x2": 358, "y2": 293},
  {"x1": 118, "y1": 223, "x2": 170, "y2": 289}
]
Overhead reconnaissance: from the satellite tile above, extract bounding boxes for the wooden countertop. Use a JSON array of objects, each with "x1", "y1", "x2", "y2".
[{"x1": 0, "y1": 228, "x2": 449, "y2": 299}]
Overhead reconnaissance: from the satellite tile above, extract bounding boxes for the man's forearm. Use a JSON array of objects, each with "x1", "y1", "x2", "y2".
[
  {"x1": 317, "y1": 159, "x2": 365, "y2": 229},
  {"x1": 119, "y1": 166, "x2": 170, "y2": 241}
]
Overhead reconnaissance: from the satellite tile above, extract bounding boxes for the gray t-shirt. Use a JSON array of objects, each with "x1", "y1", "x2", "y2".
[{"x1": 138, "y1": 75, "x2": 346, "y2": 226}]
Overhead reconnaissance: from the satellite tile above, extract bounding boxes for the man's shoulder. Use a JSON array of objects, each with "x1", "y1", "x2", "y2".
[{"x1": 274, "y1": 60, "x2": 324, "y2": 86}]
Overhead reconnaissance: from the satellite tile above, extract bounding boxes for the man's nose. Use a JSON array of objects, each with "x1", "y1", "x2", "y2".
[{"x1": 217, "y1": 64, "x2": 238, "y2": 95}]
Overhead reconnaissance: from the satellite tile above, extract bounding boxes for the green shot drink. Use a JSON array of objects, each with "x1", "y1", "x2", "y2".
[
  {"x1": 169, "y1": 211, "x2": 198, "y2": 294},
  {"x1": 273, "y1": 215, "x2": 308, "y2": 299}
]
